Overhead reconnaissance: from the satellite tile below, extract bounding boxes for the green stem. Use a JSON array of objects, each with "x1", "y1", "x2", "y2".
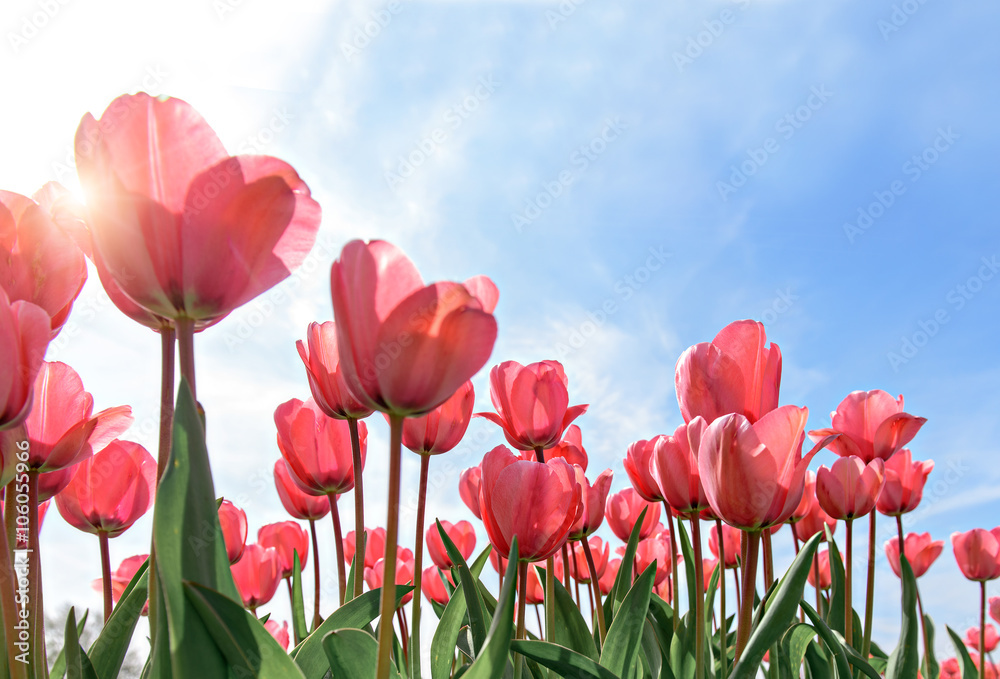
[
  {"x1": 309, "y1": 519, "x2": 321, "y2": 629},
  {"x1": 410, "y1": 454, "x2": 430, "y2": 679},
  {"x1": 582, "y1": 537, "x2": 607, "y2": 643},
  {"x1": 99, "y1": 532, "x2": 113, "y2": 624},
  {"x1": 915, "y1": 584, "x2": 931, "y2": 678},
  {"x1": 533, "y1": 446, "x2": 556, "y2": 642},
  {"x1": 514, "y1": 561, "x2": 528, "y2": 679},
  {"x1": 845, "y1": 517, "x2": 854, "y2": 649},
  {"x1": 375, "y1": 415, "x2": 404, "y2": 679},
  {"x1": 895, "y1": 515, "x2": 905, "y2": 552},
  {"x1": 862, "y1": 511, "x2": 877, "y2": 659},
  {"x1": 176, "y1": 317, "x2": 196, "y2": 400},
  {"x1": 348, "y1": 417, "x2": 366, "y2": 599},
  {"x1": 981, "y1": 582, "x2": 987, "y2": 679},
  {"x1": 561, "y1": 543, "x2": 572, "y2": 593},
  {"x1": 664, "y1": 501, "x2": 680, "y2": 631},
  {"x1": 156, "y1": 326, "x2": 176, "y2": 482},
  {"x1": 716, "y1": 519, "x2": 728, "y2": 679},
  {"x1": 328, "y1": 493, "x2": 346, "y2": 607},
  {"x1": 762, "y1": 529, "x2": 774, "y2": 590},
  {"x1": 691, "y1": 517, "x2": 706, "y2": 679},
  {"x1": 733, "y1": 530, "x2": 760, "y2": 662}
]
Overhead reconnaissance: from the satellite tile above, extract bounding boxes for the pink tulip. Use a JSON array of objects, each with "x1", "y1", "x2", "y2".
[
  {"x1": 966, "y1": 625, "x2": 999, "y2": 653},
  {"x1": 524, "y1": 562, "x2": 546, "y2": 604},
  {"x1": 635, "y1": 533, "x2": 673, "y2": 585},
  {"x1": 91, "y1": 554, "x2": 149, "y2": 615},
  {"x1": 876, "y1": 449, "x2": 933, "y2": 516},
  {"x1": 815, "y1": 456, "x2": 885, "y2": 521},
  {"x1": 258, "y1": 521, "x2": 309, "y2": 579},
  {"x1": 884, "y1": 532, "x2": 943, "y2": 578},
  {"x1": 939, "y1": 658, "x2": 961, "y2": 679},
  {"x1": 567, "y1": 467, "x2": 613, "y2": 540},
  {"x1": 274, "y1": 398, "x2": 366, "y2": 495},
  {"x1": 709, "y1": 522, "x2": 741, "y2": 569},
  {"x1": 365, "y1": 554, "x2": 415, "y2": 606},
  {"x1": 477, "y1": 360, "x2": 588, "y2": 451},
  {"x1": 952, "y1": 528, "x2": 1000, "y2": 581},
  {"x1": 218, "y1": 499, "x2": 248, "y2": 564},
  {"x1": 598, "y1": 558, "x2": 622, "y2": 596},
  {"x1": 675, "y1": 319, "x2": 782, "y2": 425},
  {"x1": 273, "y1": 460, "x2": 331, "y2": 521},
  {"x1": 569, "y1": 537, "x2": 609, "y2": 583},
  {"x1": 791, "y1": 480, "x2": 837, "y2": 544},
  {"x1": 0, "y1": 289, "x2": 49, "y2": 431},
  {"x1": 459, "y1": 465, "x2": 482, "y2": 519},
  {"x1": 624, "y1": 437, "x2": 664, "y2": 502},
  {"x1": 75, "y1": 93, "x2": 321, "y2": 327},
  {"x1": 991, "y1": 596, "x2": 1000, "y2": 626},
  {"x1": 296, "y1": 321, "x2": 374, "y2": 420},
  {"x1": 265, "y1": 620, "x2": 290, "y2": 651},
  {"x1": 807, "y1": 550, "x2": 832, "y2": 590},
  {"x1": 422, "y1": 566, "x2": 452, "y2": 605},
  {"x1": 400, "y1": 381, "x2": 475, "y2": 455},
  {"x1": 605, "y1": 488, "x2": 661, "y2": 542},
  {"x1": 522, "y1": 424, "x2": 588, "y2": 469},
  {"x1": 808, "y1": 390, "x2": 926, "y2": 463},
  {"x1": 37, "y1": 466, "x2": 77, "y2": 502},
  {"x1": 231, "y1": 543, "x2": 282, "y2": 610},
  {"x1": 426, "y1": 519, "x2": 476, "y2": 570},
  {"x1": 652, "y1": 417, "x2": 710, "y2": 516},
  {"x1": 345, "y1": 527, "x2": 387, "y2": 570},
  {"x1": 330, "y1": 239, "x2": 497, "y2": 416}
]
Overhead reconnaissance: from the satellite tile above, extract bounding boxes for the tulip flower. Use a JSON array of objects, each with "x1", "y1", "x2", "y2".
[
  {"x1": 218, "y1": 499, "x2": 248, "y2": 564},
  {"x1": 605, "y1": 488, "x2": 661, "y2": 543},
  {"x1": 939, "y1": 658, "x2": 961, "y2": 679},
  {"x1": 966, "y1": 625, "x2": 999, "y2": 653},
  {"x1": 598, "y1": 558, "x2": 622, "y2": 596},
  {"x1": 524, "y1": 562, "x2": 546, "y2": 604},
  {"x1": 0, "y1": 189, "x2": 87, "y2": 337},
  {"x1": 258, "y1": 521, "x2": 309, "y2": 579},
  {"x1": 91, "y1": 554, "x2": 149, "y2": 616},
  {"x1": 345, "y1": 527, "x2": 387, "y2": 571},
  {"x1": 567, "y1": 467, "x2": 612, "y2": 540},
  {"x1": 623, "y1": 437, "x2": 664, "y2": 502},
  {"x1": 0, "y1": 289, "x2": 49, "y2": 432},
  {"x1": 816, "y1": 457, "x2": 885, "y2": 521},
  {"x1": 273, "y1": 460, "x2": 330, "y2": 521},
  {"x1": 477, "y1": 359, "x2": 588, "y2": 452},
  {"x1": 265, "y1": 620, "x2": 290, "y2": 651},
  {"x1": 422, "y1": 567, "x2": 451, "y2": 605},
  {"x1": 231, "y1": 544, "x2": 282, "y2": 613},
  {"x1": 426, "y1": 520, "x2": 476, "y2": 570},
  {"x1": 953, "y1": 527, "x2": 1000, "y2": 671},
  {"x1": 992, "y1": 596, "x2": 1000, "y2": 626},
  {"x1": 885, "y1": 533, "x2": 943, "y2": 579},
  {"x1": 635, "y1": 534, "x2": 673, "y2": 586},
  {"x1": 709, "y1": 522, "x2": 741, "y2": 569},
  {"x1": 790, "y1": 471, "x2": 837, "y2": 544},
  {"x1": 459, "y1": 465, "x2": 482, "y2": 519},
  {"x1": 652, "y1": 417, "x2": 710, "y2": 517},
  {"x1": 877, "y1": 449, "x2": 934, "y2": 532},
  {"x1": 37, "y1": 466, "x2": 78, "y2": 503},
  {"x1": 365, "y1": 554, "x2": 415, "y2": 607},
  {"x1": 808, "y1": 390, "x2": 926, "y2": 464},
  {"x1": 675, "y1": 319, "x2": 782, "y2": 425},
  {"x1": 569, "y1": 536, "x2": 609, "y2": 583},
  {"x1": 807, "y1": 550, "x2": 832, "y2": 590}
]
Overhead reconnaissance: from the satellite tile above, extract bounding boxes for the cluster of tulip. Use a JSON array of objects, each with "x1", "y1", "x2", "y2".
[{"x1": 1, "y1": 89, "x2": 999, "y2": 679}]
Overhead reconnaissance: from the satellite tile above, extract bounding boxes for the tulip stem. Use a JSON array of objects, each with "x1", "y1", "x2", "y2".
[
  {"x1": 348, "y1": 417, "x2": 366, "y2": 599},
  {"x1": 915, "y1": 583, "x2": 931, "y2": 678},
  {"x1": 845, "y1": 517, "x2": 854, "y2": 649},
  {"x1": 99, "y1": 532, "x2": 113, "y2": 624},
  {"x1": 716, "y1": 519, "x2": 728, "y2": 679},
  {"x1": 734, "y1": 529, "x2": 760, "y2": 662},
  {"x1": 156, "y1": 325, "x2": 176, "y2": 482},
  {"x1": 328, "y1": 493, "x2": 346, "y2": 607},
  {"x1": 397, "y1": 608, "x2": 409, "y2": 664},
  {"x1": 514, "y1": 560, "x2": 528, "y2": 679},
  {"x1": 309, "y1": 519, "x2": 322, "y2": 629},
  {"x1": 0, "y1": 481, "x2": 28, "y2": 679},
  {"x1": 375, "y1": 415, "x2": 404, "y2": 679},
  {"x1": 663, "y1": 502, "x2": 680, "y2": 631},
  {"x1": 895, "y1": 515, "x2": 905, "y2": 554},
  {"x1": 581, "y1": 538, "x2": 607, "y2": 643},
  {"x1": 533, "y1": 446, "x2": 556, "y2": 643},
  {"x1": 982, "y1": 582, "x2": 988, "y2": 679},
  {"x1": 862, "y1": 511, "x2": 877, "y2": 660},
  {"x1": 690, "y1": 517, "x2": 706, "y2": 679},
  {"x1": 176, "y1": 317, "x2": 196, "y2": 400},
  {"x1": 534, "y1": 604, "x2": 543, "y2": 638},
  {"x1": 561, "y1": 543, "x2": 572, "y2": 593},
  {"x1": 813, "y1": 555, "x2": 823, "y2": 617},
  {"x1": 410, "y1": 454, "x2": 430, "y2": 679}
]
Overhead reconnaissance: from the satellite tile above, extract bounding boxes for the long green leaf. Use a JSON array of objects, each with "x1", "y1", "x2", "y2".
[
  {"x1": 600, "y1": 562, "x2": 656, "y2": 678},
  {"x1": 291, "y1": 551, "x2": 308, "y2": 645},
  {"x1": 461, "y1": 538, "x2": 519, "y2": 679},
  {"x1": 604, "y1": 507, "x2": 648, "y2": 626},
  {"x1": 780, "y1": 623, "x2": 816, "y2": 679},
  {"x1": 799, "y1": 600, "x2": 852, "y2": 679},
  {"x1": 803, "y1": 640, "x2": 833, "y2": 679},
  {"x1": 826, "y1": 537, "x2": 846, "y2": 635},
  {"x1": 677, "y1": 521, "x2": 697, "y2": 620},
  {"x1": 50, "y1": 609, "x2": 88, "y2": 679},
  {"x1": 437, "y1": 520, "x2": 488, "y2": 655},
  {"x1": 670, "y1": 615, "x2": 695, "y2": 679},
  {"x1": 885, "y1": 556, "x2": 919, "y2": 679},
  {"x1": 63, "y1": 608, "x2": 98, "y2": 679},
  {"x1": 430, "y1": 547, "x2": 492, "y2": 679},
  {"x1": 322, "y1": 628, "x2": 399, "y2": 679},
  {"x1": 546, "y1": 568, "x2": 599, "y2": 661},
  {"x1": 922, "y1": 611, "x2": 939, "y2": 679},
  {"x1": 511, "y1": 640, "x2": 619, "y2": 679},
  {"x1": 88, "y1": 560, "x2": 149, "y2": 679},
  {"x1": 946, "y1": 625, "x2": 979, "y2": 679}
]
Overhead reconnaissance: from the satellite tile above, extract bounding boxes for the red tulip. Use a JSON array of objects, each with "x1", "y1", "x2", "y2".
[
  {"x1": 939, "y1": 658, "x2": 960, "y2": 679},
  {"x1": 330, "y1": 239, "x2": 498, "y2": 416},
  {"x1": 699, "y1": 405, "x2": 830, "y2": 530},
  {"x1": 624, "y1": 437, "x2": 664, "y2": 502},
  {"x1": 365, "y1": 554, "x2": 415, "y2": 606},
  {"x1": 0, "y1": 189, "x2": 87, "y2": 337},
  {"x1": 296, "y1": 321, "x2": 374, "y2": 420},
  {"x1": 477, "y1": 360, "x2": 588, "y2": 451},
  {"x1": 966, "y1": 625, "x2": 999, "y2": 653},
  {"x1": 652, "y1": 417, "x2": 710, "y2": 516},
  {"x1": 478, "y1": 444, "x2": 581, "y2": 562},
  {"x1": 709, "y1": 522, "x2": 741, "y2": 569},
  {"x1": 258, "y1": 521, "x2": 309, "y2": 579},
  {"x1": 422, "y1": 566, "x2": 452, "y2": 605},
  {"x1": 952, "y1": 528, "x2": 1000, "y2": 581},
  {"x1": 675, "y1": 319, "x2": 782, "y2": 425},
  {"x1": 218, "y1": 499, "x2": 248, "y2": 564},
  {"x1": 815, "y1": 456, "x2": 885, "y2": 521},
  {"x1": 605, "y1": 488, "x2": 661, "y2": 542},
  {"x1": 274, "y1": 398, "x2": 366, "y2": 495},
  {"x1": 231, "y1": 543, "x2": 281, "y2": 610},
  {"x1": 807, "y1": 550, "x2": 832, "y2": 590},
  {"x1": 75, "y1": 93, "x2": 321, "y2": 327},
  {"x1": 970, "y1": 654, "x2": 999, "y2": 679},
  {"x1": 567, "y1": 467, "x2": 613, "y2": 540},
  {"x1": 808, "y1": 390, "x2": 926, "y2": 463},
  {"x1": 524, "y1": 562, "x2": 546, "y2": 604},
  {"x1": 876, "y1": 449, "x2": 933, "y2": 516},
  {"x1": 569, "y1": 537, "x2": 608, "y2": 583},
  {"x1": 54, "y1": 439, "x2": 155, "y2": 537},
  {"x1": 0, "y1": 289, "x2": 49, "y2": 431},
  {"x1": 426, "y1": 519, "x2": 476, "y2": 570},
  {"x1": 91, "y1": 554, "x2": 149, "y2": 615},
  {"x1": 2, "y1": 362, "x2": 133, "y2": 473},
  {"x1": 791, "y1": 480, "x2": 837, "y2": 544},
  {"x1": 345, "y1": 527, "x2": 387, "y2": 570},
  {"x1": 400, "y1": 380, "x2": 475, "y2": 455},
  {"x1": 992, "y1": 596, "x2": 1000, "y2": 626},
  {"x1": 598, "y1": 558, "x2": 622, "y2": 595},
  {"x1": 522, "y1": 424, "x2": 588, "y2": 469},
  {"x1": 459, "y1": 465, "x2": 482, "y2": 519},
  {"x1": 265, "y1": 620, "x2": 290, "y2": 651},
  {"x1": 636, "y1": 533, "x2": 673, "y2": 585},
  {"x1": 273, "y1": 460, "x2": 331, "y2": 521},
  {"x1": 884, "y1": 532, "x2": 943, "y2": 578}
]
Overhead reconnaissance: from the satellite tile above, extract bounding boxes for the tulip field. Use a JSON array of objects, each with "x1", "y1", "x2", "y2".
[{"x1": 0, "y1": 87, "x2": 998, "y2": 679}]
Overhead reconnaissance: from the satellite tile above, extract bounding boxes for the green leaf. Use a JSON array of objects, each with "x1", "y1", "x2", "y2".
[
  {"x1": 646, "y1": 594, "x2": 676, "y2": 678},
  {"x1": 885, "y1": 556, "x2": 919, "y2": 679},
  {"x1": 322, "y1": 628, "x2": 399, "y2": 679},
  {"x1": 803, "y1": 640, "x2": 833, "y2": 679},
  {"x1": 511, "y1": 640, "x2": 620, "y2": 679},
  {"x1": 63, "y1": 607, "x2": 98, "y2": 679},
  {"x1": 799, "y1": 600, "x2": 853, "y2": 679},
  {"x1": 826, "y1": 537, "x2": 846, "y2": 635},
  {"x1": 88, "y1": 558, "x2": 149, "y2": 679},
  {"x1": 604, "y1": 507, "x2": 648, "y2": 627},
  {"x1": 430, "y1": 547, "x2": 492, "y2": 679},
  {"x1": 184, "y1": 581, "x2": 306, "y2": 678},
  {"x1": 291, "y1": 585, "x2": 412, "y2": 678},
  {"x1": 641, "y1": 617, "x2": 663, "y2": 679},
  {"x1": 50, "y1": 608, "x2": 89, "y2": 679},
  {"x1": 437, "y1": 520, "x2": 489, "y2": 655},
  {"x1": 730, "y1": 533, "x2": 821, "y2": 677},
  {"x1": 922, "y1": 611, "x2": 939, "y2": 679},
  {"x1": 669, "y1": 615, "x2": 695, "y2": 679},
  {"x1": 600, "y1": 561, "x2": 656, "y2": 678},
  {"x1": 841, "y1": 643, "x2": 883, "y2": 679},
  {"x1": 149, "y1": 379, "x2": 240, "y2": 678},
  {"x1": 291, "y1": 551, "x2": 309, "y2": 645},
  {"x1": 346, "y1": 553, "x2": 359, "y2": 605},
  {"x1": 780, "y1": 623, "x2": 816, "y2": 679},
  {"x1": 946, "y1": 625, "x2": 979, "y2": 679},
  {"x1": 677, "y1": 521, "x2": 697, "y2": 620},
  {"x1": 461, "y1": 537, "x2": 519, "y2": 679},
  {"x1": 544, "y1": 567, "x2": 599, "y2": 661}
]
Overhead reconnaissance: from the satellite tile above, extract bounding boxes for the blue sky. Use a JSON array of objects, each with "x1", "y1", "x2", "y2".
[{"x1": 2, "y1": 0, "x2": 999, "y2": 663}]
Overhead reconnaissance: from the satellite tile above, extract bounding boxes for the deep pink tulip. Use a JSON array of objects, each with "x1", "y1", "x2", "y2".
[
  {"x1": 274, "y1": 398, "x2": 366, "y2": 495},
  {"x1": 605, "y1": 488, "x2": 661, "y2": 542},
  {"x1": 258, "y1": 521, "x2": 309, "y2": 579},
  {"x1": 218, "y1": 499, "x2": 248, "y2": 564},
  {"x1": 623, "y1": 437, "x2": 664, "y2": 502},
  {"x1": 0, "y1": 189, "x2": 87, "y2": 337},
  {"x1": 273, "y1": 460, "x2": 331, "y2": 521},
  {"x1": 345, "y1": 527, "x2": 387, "y2": 570},
  {"x1": 807, "y1": 550, "x2": 832, "y2": 590},
  {"x1": 567, "y1": 467, "x2": 613, "y2": 540},
  {"x1": 524, "y1": 562, "x2": 546, "y2": 604},
  {"x1": 702, "y1": 558, "x2": 719, "y2": 590},
  {"x1": 54, "y1": 439, "x2": 155, "y2": 537},
  {"x1": 91, "y1": 554, "x2": 149, "y2": 615},
  {"x1": 939, "y1": 658, "x2": 961, "y2": 679},
  {"x1": 709, "y1": 522, "x2": 741, "y2": 569},
  {"x1": 422, "y1": 566, "x2": 452, "y2": 605},
  {"x1": 791, "y1": 483, "x2": 837, "y2": 544},
  {"x1": 75, "y1": 93, "x2": 321, "y2": 327},
  {"x1": 459, "y1": 465, "x2": 482, "y2": 519},
  {"x1": 808, "y1": 390, "x2": 926, "y2": 463},
  {"x1": 330, "y1": 239, "x2": 497, "y2": 416},
  {"x1": 884, "y1": 532, "x2": 943, "y2": 578},
  {"x1": 569, "y1": 537, "x2": 608, "y2": 583},
  {"x1": 477, "y1": 360, "x2": 588, "y2": 451},
  {"x1": 952, "y1": 528, "x2": 1000, "y2": 581},
  {"x1": 231, "y1": 543, "x2": 281, "y2": 610},
  {"x1": 400, "y1": 380, "x2": 474, "y2": 455},
  {"x1": 992, "y1": 596, "x2": 1000, "y2": 626},
  {"x1": 652, "y1": 417, "x2": 710, "y2": 516},
  {"x1": 426, "y1": 519, "x2": 476, "y2": 570},
  {"x1": 970, "y1": 654, "x2": 999, "y2": 679},
  {"x1": 635, "y1": 533, "x2": 673, "y2": 586},
  {"x1": 699, "y1": 405, "x2": 832, "y2": 530},
  {"x1": 598, "y1": 558, "x2": 622, "y2": 596},
  {"x1": 675, "y1": 319, "x2": 782, "y2": 425},
  {"x1": 523, "y1": 424, "x2": 588, "y2": 469},
  {"x1": 296, "y1": 321, "x2": 374, "y2": 420},
  {"x1": 1, "y1": 362, "x2": 132, "y2": 473},
  {"x1": 966, "y1": 625, "x2": 999, "y2": 653},
  {"x1": 37, "y1": 466, "x2": 77, "y2": 502},
  {"x1": 365, "y1": 554, "x2": 415, "y2": 606},
  {"x1": 0, "y1": 289, "x2": 49, "y2": 431},
  {"x1": 478, "y1": 444, "x2": 581, "y2": 562},
  {"x1": 815, "y1": 456, "x2": 885, "y2": 520},
  {"x1": 876, "y1": 449, "x2": 934, "y2": 516},
  {"x1": 789, "y1": 470, "x2": 818, "y2": 523},
  {"x1": 265, "y1": 620, "x2": 290, "y2": 651}
]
